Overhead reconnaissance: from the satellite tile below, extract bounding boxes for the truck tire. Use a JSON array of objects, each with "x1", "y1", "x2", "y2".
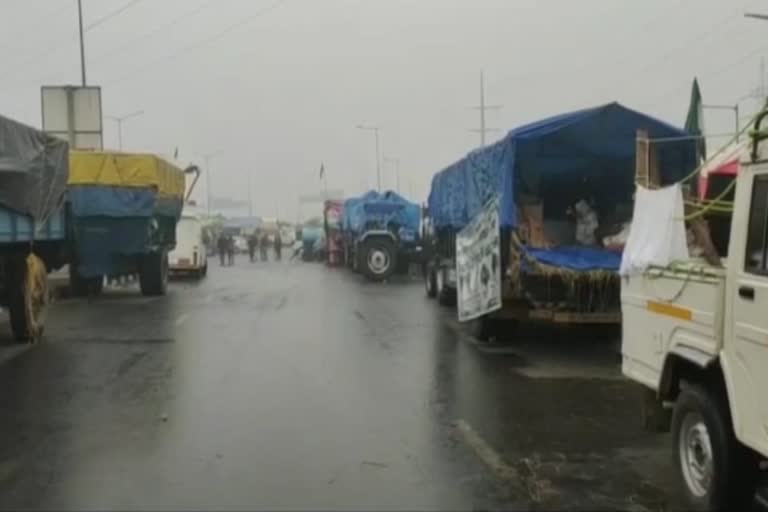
[
  {"x1": 672, "y1": 383, "x2": 759, "y2": 511},
  {"x1": 360, "y1": 237, "x2": 397, "y2": 281},
  {"x1": 139, "y1": 249, "x2": 169, "y2": 296},
  {"x1": 436, "y1": 267, "x2": 455, "y2": 306},
  {"x1": 425, "y1": 264, "x2": 437, "y2": 298},
  {"x1": 69, "y1": 263, "x2": 102, "y2": 297},
  {"x1": 7, "y1": 254, "x2": 48, "y2": 343},
  {"x1": 472, "y1": 315, "x2": 497, "y2": 342}
]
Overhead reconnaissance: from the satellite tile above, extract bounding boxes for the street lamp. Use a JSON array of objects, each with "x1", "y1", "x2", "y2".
[
  {"x1": 702, "y1": 104, "x2": 740, "y2": 141},
  {"x1": 105, "y1": 110, "x2": 143, "y2": 150},
  {"x1": 201, "y1": 150, "x2": 225, "y2": 216},
  {"x1": 356, "y1": 124, "x2": 381, "y2": 192},
  {"x1": 745, "y1": 13, "x2": 768, "y2": 21},
  {"x1": 383, "y1": 156, "x2": 400, "y2": 193},
  {"x1": 77, "y1": 0, "x2": 86, "y2": 85}
]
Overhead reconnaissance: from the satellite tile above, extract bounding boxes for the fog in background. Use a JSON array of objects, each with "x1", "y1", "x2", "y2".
[{"x1": 1, "y1": 0, "x2": 766, "y2": 220}]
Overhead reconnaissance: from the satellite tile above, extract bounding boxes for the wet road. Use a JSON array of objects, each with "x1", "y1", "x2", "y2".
[{"x1": 0, "y1": 259, "x2": 685, "y2": 510}]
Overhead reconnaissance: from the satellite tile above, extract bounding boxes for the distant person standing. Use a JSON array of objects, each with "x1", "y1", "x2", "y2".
[
  {"x1": 274, "y1": 231, "x2": 282, "y2": 261},
  {"x1": 247, "y1": 232, "x2": 258, "y2": 263},
  {"x1": 226, "y1": 234, "x2": 236, "y2": 266},
  {"x1": 217, "y1": 233, "x2": 228, "y2": 266},
  {"x1": 260, "y1": 232, "x2": 270, "y2": 262}
]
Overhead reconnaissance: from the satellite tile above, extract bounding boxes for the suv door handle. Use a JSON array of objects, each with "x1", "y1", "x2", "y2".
[{"x1": 739, "y1": 286, "x2": 756, "y2": 300}]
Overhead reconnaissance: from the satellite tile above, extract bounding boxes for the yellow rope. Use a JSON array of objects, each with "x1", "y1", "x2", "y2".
[{"x1": 681, "y1": 179, "x2": 737, "y2": 221}]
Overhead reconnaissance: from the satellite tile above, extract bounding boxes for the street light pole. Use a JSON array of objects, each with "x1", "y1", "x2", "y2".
[
  {"x1": 202, "y1": 150, "x2": 224, "y2": 216},
  {"x1": 77, "y1": 0, "x2": 87, "y2": 86},
  {"x1": 106, "y1": 110, "x2": 143, "y2": 150},
  {"x1": 247, "y1": 170, "x2": 253, "y2": 218},
  {"x1": 356, "y1": 125, "x2": 382, "y2": 191},
  {"x1": 384, "y1": 156, "x2": 400, "y2": 193}
]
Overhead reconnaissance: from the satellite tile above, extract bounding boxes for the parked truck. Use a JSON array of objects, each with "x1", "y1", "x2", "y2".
[
  {"x1": 423, "y1": 103, "x2": 697, "y2": 339},
  {"x1": 0, "y1": 114, "x2": 69, "y2": 341},
  {"x1": 67, "y1": 151, "x2": 196, "y2": 296},
  {"x1": 621, "y1": 112, "x2": 768, "y2": 511},
  {"x1": 342, "y1": 190, "x2": 421, "y2": 281}
]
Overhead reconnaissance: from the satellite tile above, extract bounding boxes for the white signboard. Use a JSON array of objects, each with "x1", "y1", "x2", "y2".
[
  {"x1": 41, "y1": 85, "x2": 103, "y2": 150},
  {"x1": 456, "y1": 197, "x2": 502, "y2": 322}
]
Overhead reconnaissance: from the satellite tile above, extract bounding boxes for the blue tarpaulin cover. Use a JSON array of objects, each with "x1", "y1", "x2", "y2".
[
  {"x1": 525, "y1": 246, "x2": 622, "y2": 271},
  {"x1": 427, "y1": 102, "x2": 696, "y2": 231},
  {"x1": 68, "y1": 185, "x2": 183, "y2": 218},
  {"x1": 342, "y1": 190, "x2": 420, "y2": 235}
]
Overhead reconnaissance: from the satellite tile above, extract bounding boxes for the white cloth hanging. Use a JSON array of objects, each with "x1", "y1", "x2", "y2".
[{"x1": 619, "y1": 183, "x2": 689, "y2": 276}]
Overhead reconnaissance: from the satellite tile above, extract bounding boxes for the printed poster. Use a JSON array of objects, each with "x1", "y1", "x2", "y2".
[{"x1": 456, "y1": 197, "x2": 502, "y2": 322}]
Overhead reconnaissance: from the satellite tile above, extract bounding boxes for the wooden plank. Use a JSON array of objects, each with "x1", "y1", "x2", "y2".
[{"x1": 635, "y1": 129, "x2": 649, "y2": 187}]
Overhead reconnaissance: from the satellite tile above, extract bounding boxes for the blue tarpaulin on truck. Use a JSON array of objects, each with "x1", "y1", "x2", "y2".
[
  {"x1": 342, "y1": 190, "x2": 420, "y2": 235},
  {"x1": 525, "y1": 246, "x2": 622, "y2": 271},
  {"x1": 427, "y1": 102, "x2": 696, "y2": 231}
]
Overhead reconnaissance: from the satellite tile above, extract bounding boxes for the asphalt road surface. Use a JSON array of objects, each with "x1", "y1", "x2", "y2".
[{"x1": 0, "y1": 258, "x2": 691, "y2": 510}]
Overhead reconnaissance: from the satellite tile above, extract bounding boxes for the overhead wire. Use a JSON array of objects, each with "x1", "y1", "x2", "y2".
[
  {"x1": 100, "y1": 0, "x2": 289, "y2": 87},
  {"x1": 0, "y1": 0, "x2": 145, "y2": 84},
  {"x1": 0, "y1": 1, "x2": 73, "y2": 50},
  {"x1": 85, "y1": 0, "x2": 143, "y2": 32},
  {"x1": 0, "y1": 0, "x2": 219, "y2": 93},
  {"x1": 88, "y1": 0, "x2": 217, "y2": 63}
]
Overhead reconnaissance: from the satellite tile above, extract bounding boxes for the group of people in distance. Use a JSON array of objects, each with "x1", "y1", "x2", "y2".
[{"x1": 216, "y1": 230, "x2": 282, "y2": 266}]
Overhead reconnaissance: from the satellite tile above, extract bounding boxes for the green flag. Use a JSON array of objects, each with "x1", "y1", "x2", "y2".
[{"x1": 685, "y1": 78, "x2": 706, "y2": 159}]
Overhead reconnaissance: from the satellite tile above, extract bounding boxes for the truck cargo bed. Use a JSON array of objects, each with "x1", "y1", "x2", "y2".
[
  {"x1": 0, "y1": 206, "x2": 66, "y2": 243},
  {"x1": 621, "y1": 261, "x2": 725, "y2": 390}
]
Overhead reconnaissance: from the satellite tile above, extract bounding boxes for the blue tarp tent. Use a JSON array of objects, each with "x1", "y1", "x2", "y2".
[
  {"x1": 342, "y1": 190, "x2": 421, "y2": 236},
  {"x1": 428, "y1": 102, "x2": 696, "y2": 231}
]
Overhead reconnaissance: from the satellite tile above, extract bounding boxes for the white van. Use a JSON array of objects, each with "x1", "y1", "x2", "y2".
[{"x1": 170, "y1": 213, "x2": 208, "y2": 278}]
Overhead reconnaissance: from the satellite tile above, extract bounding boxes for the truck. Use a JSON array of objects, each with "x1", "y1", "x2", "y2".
[
  {"x1": 621, "y1": 112, "x2": 768, "y2": 510},
  {"x1": 0, "y1": 114, "x2": 69, "y2": 342},
  {"x1": 341, "y1": 190, "x2": 422, "y2": 281},
  {"x1": 324, "y1": 199, "x2": 344, "y2": 266},
  {"x1": 67, "y1": 151, "x2": 197, "y2": 296},
  {"x1": 423, "y1": 102, "x2": 697, "y2": 339}
]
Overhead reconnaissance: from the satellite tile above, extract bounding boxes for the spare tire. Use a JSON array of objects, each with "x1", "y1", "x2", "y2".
[{"x1": 360, "y1": 237, "x2": 397, "y2": 281}]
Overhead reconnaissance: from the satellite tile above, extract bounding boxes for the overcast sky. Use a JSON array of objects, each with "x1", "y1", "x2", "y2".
[{"x1": 2, "y1": 0, "x2": 767, "y2": 219}]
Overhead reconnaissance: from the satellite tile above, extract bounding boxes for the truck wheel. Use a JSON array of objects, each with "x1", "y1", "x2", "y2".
[
  {"x1": 139, "y1": 249, "x2": 169, "y2": 296},
  {"x1": 425, "y1": 264, "x2": 437, "y2": 298},
  {"x1": 7, "y1": 254, "x2": 49, "y2": 343},
  {"x1": 436, "y1": 268, "x2": 455, "y2": 306},
  {"x1": 360, "y1": 238, "x2": 397, "y2": 281},
  {"x1": 472, "y1": 315, "x2": 497, "y2": 342},
  {"x1": 672, "y1": 383, "x2": 759, "y2": 511}
]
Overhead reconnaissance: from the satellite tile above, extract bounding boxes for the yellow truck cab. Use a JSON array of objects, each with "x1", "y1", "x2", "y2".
[{"x1": 622, "y1": 114, "x2": 768, "y2": 510}]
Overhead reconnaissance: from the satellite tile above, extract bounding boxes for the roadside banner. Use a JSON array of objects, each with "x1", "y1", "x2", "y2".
[{"x1": 456, "y1": 196, "x2": 502, "y2": 322}]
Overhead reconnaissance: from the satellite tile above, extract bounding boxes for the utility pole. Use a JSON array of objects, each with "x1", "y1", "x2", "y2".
[
  {"x1": 356, "y1": 125, "x2": 382, "y2": 191},
  {"x1": 384, "y1": 156, "x2": 400, "y2": 193},
  {"x1": 77, "y1": 0, "x2": 87, "y2": 86},
  {"x1": 247, "y1": 170, "x2": 253, "y2": 217},
  {"x1": 106, "y1": 110, "x2": 143, "y2": 150},
  {"x1": 202, "y1": 150, "x2": 224, "y2": 217},
  {"x1": 470, "y1": 71, "x2": 501, "y2": 147}
]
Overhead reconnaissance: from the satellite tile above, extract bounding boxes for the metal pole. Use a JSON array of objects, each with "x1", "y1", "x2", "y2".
[
  {"x1": 247, "y1": 171, "x2": 253, "y2": 217},
  {"x1": 77, "y1": 0, "x2": 87, "y2": 86},
  {"x1": 735, "y1": 104, "x2": 740, "y2": 142},
  {"x1": 374, "y1": 128, "x2": 381, "y2": 192},
  {"x1": 396, "y1": 160, "x2": 400, "y2": 193},
  {"x1": 205, "y1": 156, "x2": 212, "y2": 216},
  {"x1": 480, "y1": 71, "x2": 486, "y2": 146},
  {"x1": 116, "y1": 119, "x2": 123, "y2": 150}
]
